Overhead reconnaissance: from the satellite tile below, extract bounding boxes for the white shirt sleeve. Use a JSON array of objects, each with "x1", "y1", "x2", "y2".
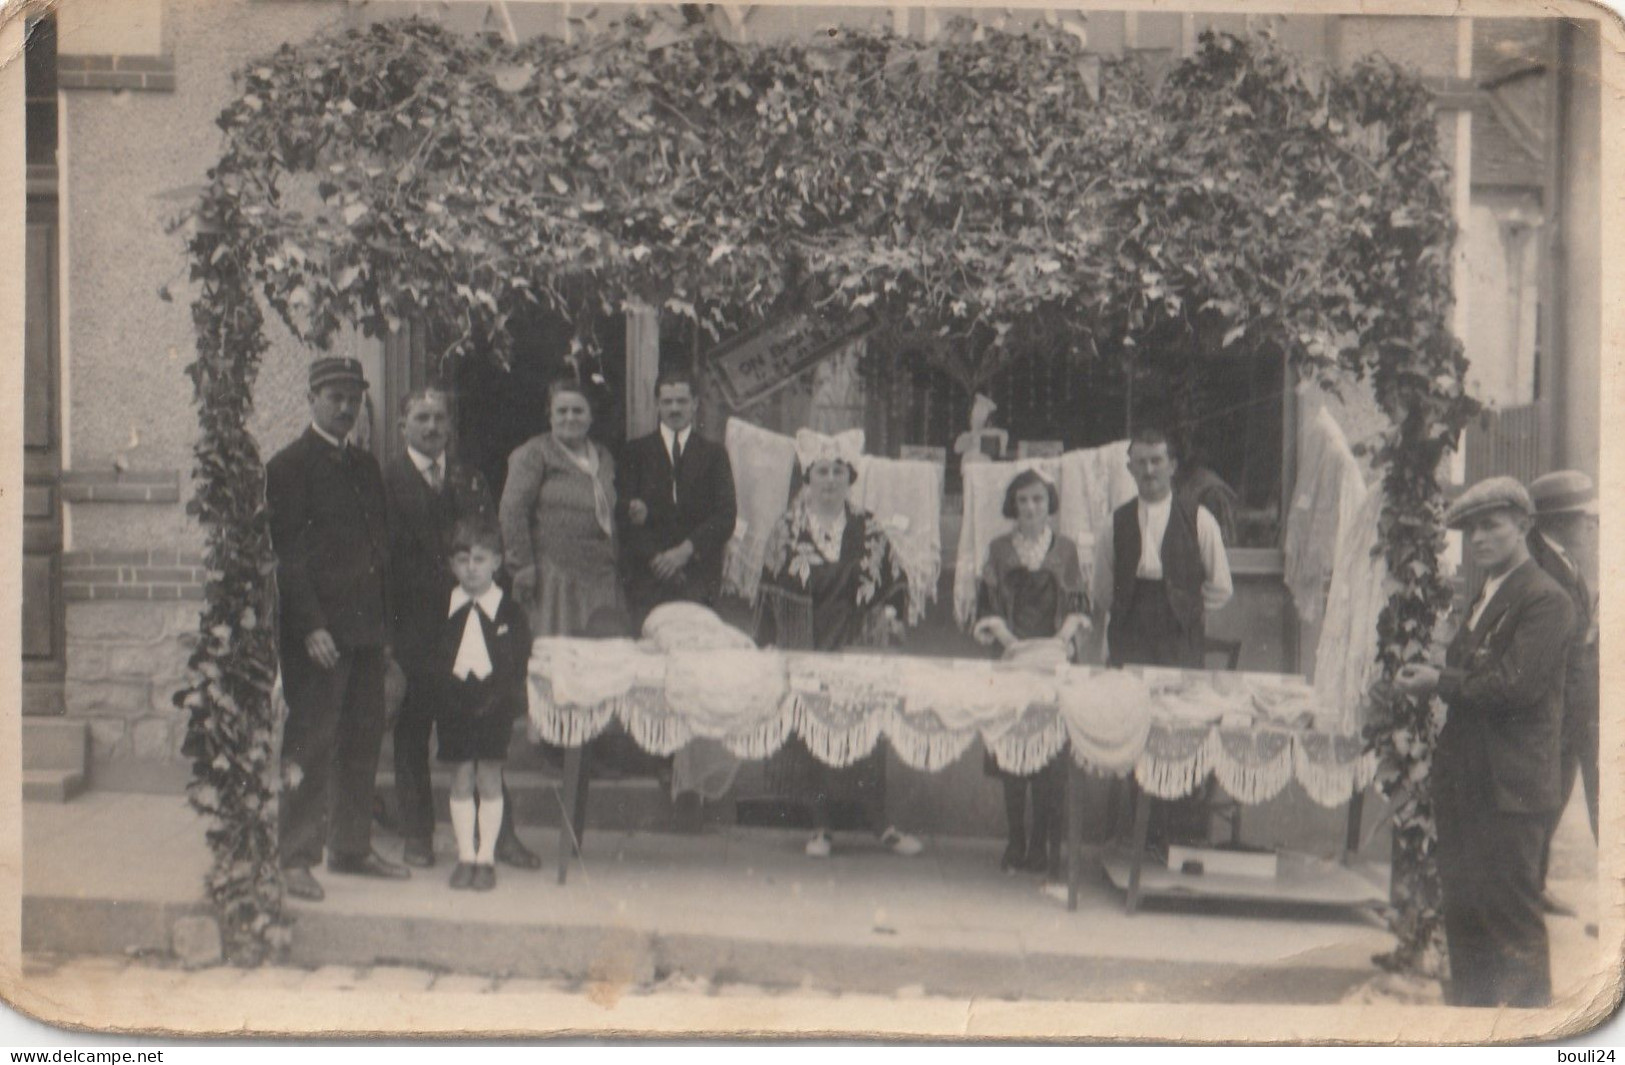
[
  {"x1": 1092, "y1": 518, "x2": 1116, "y2": 629},
  {"x1": 1197, "y1": 505, "x2": 1233, "y2": 611}
]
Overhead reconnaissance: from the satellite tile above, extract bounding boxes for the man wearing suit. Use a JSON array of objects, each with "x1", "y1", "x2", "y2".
[
  {"x1": 267, "y1": 358, "x2": 409, "y2": 902},
  {"x1": 1397, "y1": 476, "x2": 1575, "y2": 1008},
  {"x1": 1524, "y1": 470, "x2": 1600, "y2": 913},
  {"x1": 617, "y1": 368, "x2": 737, "y2": 632},
  {"x1": 383, "y1": 387, "x2": 541, "y2": 871}
]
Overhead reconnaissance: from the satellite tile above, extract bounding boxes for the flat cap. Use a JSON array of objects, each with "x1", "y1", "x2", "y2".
[
  {"x1": 1528, "y1": 469, "x2": 1597, "y2": 517},
  {"x1": 308, "y1": 356, "x2": 368, "y2": 392},
  {"x1": 1444, "y1": 475, "x2": 1533, "y2": 530}
]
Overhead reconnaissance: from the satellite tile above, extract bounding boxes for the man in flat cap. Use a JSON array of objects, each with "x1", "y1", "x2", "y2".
[
  {"x1": 1525, "y1": 470, "x2": 1600, "y2": 911},
  {"x1": 1395, "y1": 476, "x2": 1574, "y2": 1007},
  {"x1": 267, "y1": 357, "x2": 409, "y2": 901}
]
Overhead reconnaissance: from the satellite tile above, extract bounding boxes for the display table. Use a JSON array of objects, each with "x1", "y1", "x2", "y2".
[{"x1": 528, "y1": 637, "x2": 1378, "y2": 906}]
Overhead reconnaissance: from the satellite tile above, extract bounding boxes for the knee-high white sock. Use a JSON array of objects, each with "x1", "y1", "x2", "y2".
[
  {"x1": 450, "y1": 797, "x2": 477, "y2": 863},
  {"x1": 475, "y1": 795, "x2": 504, "y2": 865}
]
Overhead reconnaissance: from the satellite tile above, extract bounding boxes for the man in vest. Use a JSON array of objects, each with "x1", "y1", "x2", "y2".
[
  {"x1": 1092, "y1": 425, "x2": 1234, "y2": 845},
  {"x1": 1092, "y1": 425, "x2": 1233, "y2": 669},
  {"x1": 1524, "y1": 470, "x2": 1599, "y2": 916}
]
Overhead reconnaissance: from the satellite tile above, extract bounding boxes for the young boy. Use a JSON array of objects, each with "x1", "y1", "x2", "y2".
[{"x1": 433, "y1": 518, "x2": 533, "y2": 890}]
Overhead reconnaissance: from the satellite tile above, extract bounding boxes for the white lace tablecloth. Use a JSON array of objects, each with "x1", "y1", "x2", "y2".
[{"x1": 528, "y1": 638, "x2": 1376, "y2": 806}]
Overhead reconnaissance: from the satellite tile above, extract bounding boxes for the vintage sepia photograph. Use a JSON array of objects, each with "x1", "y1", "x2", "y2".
[{"x1": 0, "y1": 0, "x2": 1619, "y2": 1044}]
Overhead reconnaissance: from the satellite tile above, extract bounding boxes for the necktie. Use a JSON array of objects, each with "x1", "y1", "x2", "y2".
[
  {"x1": 670, "y1": 434, "x2": 683, "y2": 503},
  {"x1": 426, "y1": 460, "x2": 444, "y2": 493}
]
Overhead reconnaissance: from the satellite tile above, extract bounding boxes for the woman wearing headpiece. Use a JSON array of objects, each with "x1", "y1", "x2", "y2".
[
  {"x1": 972, "y1": 468, "x2": 1091, "y2": 875},
  {"x1": 499, "y1": 377, "x2": 622, "y2": 639},
  {"x1": 755, "y1": 429, "x2": 924, "y2": 858}
]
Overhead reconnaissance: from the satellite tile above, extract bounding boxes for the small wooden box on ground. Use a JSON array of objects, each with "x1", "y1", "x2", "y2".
[{"x1": 1166, "y1": 843, "x2": 1279, "y2": 879}]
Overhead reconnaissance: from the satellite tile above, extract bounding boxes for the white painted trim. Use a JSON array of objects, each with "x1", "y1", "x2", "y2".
[
  {"x1": 1123, "y1": 10, "x2": 1140, "y2": 49},
  {"x1": 57, "y1": 88, "x2": 73, "y2": 551}
]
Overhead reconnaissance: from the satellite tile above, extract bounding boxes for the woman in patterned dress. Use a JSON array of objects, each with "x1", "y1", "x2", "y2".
[
  {"x1": 755, "y1": 429, "x2": 924, "y2": 859},
  {"x1": 498, "y1": 378, "x2": 622, "y2": 638},
  {"x1": 973, "y1": 469, "x2": 1091, "y2": 875}
]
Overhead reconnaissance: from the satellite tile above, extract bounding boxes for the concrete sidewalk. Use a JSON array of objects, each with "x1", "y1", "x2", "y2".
[{"x1": 21, "y1": 792, "x2": 1605, "y2": 1007}]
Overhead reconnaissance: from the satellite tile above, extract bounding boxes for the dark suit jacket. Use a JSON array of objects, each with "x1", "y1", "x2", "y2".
[
  {"x1": 1526, "y1": 530, "x2": 1597, "y2": 727},
  {"x1": 1436, "y1": 558, "x2": 1575, "y2": 815},
  {"x1": 616, "y1": 429, "x2": 736, "y2": 606},
  {"x1": 428, "y1": 591, "x2": 532, "y2": 725},
  {"x1": 383, "y1": 452, "x2": 496, "y2": 667},
  {"x1": 266, "y1": 427, "x2": 391, "y2": 650}
]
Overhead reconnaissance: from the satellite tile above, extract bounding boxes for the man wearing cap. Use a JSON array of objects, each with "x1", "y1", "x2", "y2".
[
  {"x1": 267, "y1": 357, "x2": 408, "y2": 901},
  {"x1": 1525, "y1": 470, "x2": 1600, "y2": 908},
  {"x1": 1395, "y1": 476, "x2": 1575, "y2": 1008}
]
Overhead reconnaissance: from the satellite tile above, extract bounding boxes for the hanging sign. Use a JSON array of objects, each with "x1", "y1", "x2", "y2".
[{"x1": 707, "y1": 311, "x2": 875, "y2": 410}]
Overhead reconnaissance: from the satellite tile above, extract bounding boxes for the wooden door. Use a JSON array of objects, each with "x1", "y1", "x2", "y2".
[{"x1": 24, "y1": 199, "x2": 64, "y2": 715}]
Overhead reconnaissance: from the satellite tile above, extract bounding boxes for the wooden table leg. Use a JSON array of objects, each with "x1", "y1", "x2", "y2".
[
  {"x1": 1125, "y1": 782, "x2": 1153, "y2": 915},
  {"x1": 558, "y1": 745, "x2": 583, "y2": 886},
  {"x1": 572, "y1": 745, "x2": 591, "y2": 853},
  {"x1": 1342, "y1": 790, "x2": 1365, "y2": 865},
  {"x1": 1066, "y1": 758, "x2": 1083, "y2": 913}
]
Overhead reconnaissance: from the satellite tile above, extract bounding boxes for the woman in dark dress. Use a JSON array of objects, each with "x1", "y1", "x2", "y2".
[
  {"x1": 973, "y1": 469, "x2": 1091, "y2": 874},
  {"x1": 755, "y1": 429, "x2": 923, "y2": 859}
]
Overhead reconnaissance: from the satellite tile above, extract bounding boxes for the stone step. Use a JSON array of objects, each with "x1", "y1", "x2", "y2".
[
  {"x1": 23, "y1": 718, "x2": 88, "y2": 773},
  {"x1": 375, "y1": 768, "x2": 731, "y2": 834},
  {"x1": 24, "y1": 768, "x2": 87, "y2": 804}
]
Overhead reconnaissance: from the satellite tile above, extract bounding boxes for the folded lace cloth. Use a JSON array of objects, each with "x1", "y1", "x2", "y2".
[
  {"x1": 1001, "y1": 638, "x2": 1070, "y2": 673},
  {"x1": 786, "y1": 651, "x2": 904, "y2": 713},
  {"x1": 642, "y1": 601, "x2": 756, "y2": 653},
  {"x1": 1151, "y1": 678, "x2": 1253, "y2": 725},
  {"x1": 664, "y1": 647, "x2": 787, "y2": 736},
  {"x1": 538, "y1": 637, "x2": 660, "y2": 706},
  {"x1": 722, "y1": 419, "x2": 799, "y2": 602},
  {"x1": 1057, "y1": 668, "x2": 1153, "y2": 773},
  {"x1": 895, "y1": 657, "x2": 1053, "y2": 732}
]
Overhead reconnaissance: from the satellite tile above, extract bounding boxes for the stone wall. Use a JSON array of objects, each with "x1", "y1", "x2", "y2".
[{"x1": 64, "y1": 597, "x2": 201, "y2": 766}]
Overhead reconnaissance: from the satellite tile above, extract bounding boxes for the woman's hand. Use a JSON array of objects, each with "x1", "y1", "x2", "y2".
[{"x1": 1058, "y1": 613, "x2": 1092, "y2": 646}]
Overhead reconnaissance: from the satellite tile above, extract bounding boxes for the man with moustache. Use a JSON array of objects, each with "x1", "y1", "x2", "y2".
[
  {"x1": 1092, "y1": 424, "x2": 1233, "y2": 669},
  {"x1": 1395, "y1": 477, "x2": 1574, "y2": 1007},
  {"x1": 383, "y1": 387, "x2": 541, "y2": 870},
  {"x1": 616, "y1": 367, "x2": 737, "y2": 632},
  {"x1": 267, "y1": 358, "x2": 408, "y2": 901}
]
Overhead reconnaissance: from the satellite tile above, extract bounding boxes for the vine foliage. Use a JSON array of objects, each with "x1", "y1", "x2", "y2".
[{"x1": 177, "y1": 16, "x2": 1476, "y2": 965}]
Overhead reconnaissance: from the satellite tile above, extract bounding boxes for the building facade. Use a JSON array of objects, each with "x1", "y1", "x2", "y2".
[{"x1": 18, "y1": 0, "x2": 1604, "y2": 839}]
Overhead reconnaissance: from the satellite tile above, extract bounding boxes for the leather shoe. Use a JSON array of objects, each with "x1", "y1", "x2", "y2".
[
  {"x1": 472, "y1": 863, "x2": 497, "y2": 892},
  {"x1": 495, "y1": 835, "x2": 542, "y2": 870},
  {"x1": 283, "y1": 866, "x2": 325, "y2": 902},
  {"x1": 327, "y1": 851, "x2": 411, "y2": 880},
  {"x1": 448, "y1": 862, "x2": 475, "y2": 890},
  {"x1": 402, "y1": 837, "x2": 436, "y2": 868}
]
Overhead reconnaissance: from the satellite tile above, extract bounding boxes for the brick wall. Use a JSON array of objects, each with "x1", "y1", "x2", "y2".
[{"x1": 63, "y1": 546, "x2": 204, "y2": 604}]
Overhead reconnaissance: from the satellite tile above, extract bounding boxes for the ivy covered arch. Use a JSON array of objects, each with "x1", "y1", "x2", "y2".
[{"x1": 177, "y1": 15, "x2": 1478, "y2": 968}]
